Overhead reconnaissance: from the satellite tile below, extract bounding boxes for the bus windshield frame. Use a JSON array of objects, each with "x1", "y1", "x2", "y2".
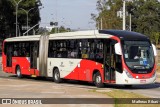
[{"x1": 122, "y1": 40, "x2": 155, "y2": 74}]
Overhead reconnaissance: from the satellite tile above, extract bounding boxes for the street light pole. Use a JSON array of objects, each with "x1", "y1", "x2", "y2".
[
  {"x1": 123, "y1": 0, "x2": 126, "y2": 30},
  {"x1": 20, "y1": 7, "x2": 36, "y2": 36},
  {"x1": 129, "y1": 13, "x2": 131, "y2": 31},
  {"x1": 21, "y1": 7, "x2": 43, "y2": 36},
  {"x1": 13, "y1": 0, "x2": 23, "y2": 37},
  {"x1": 16, "y1": 5, "x2": 18, "y2": 36}
]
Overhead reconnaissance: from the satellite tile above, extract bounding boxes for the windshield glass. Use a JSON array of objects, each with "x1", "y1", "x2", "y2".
[{"x1": 123, "y1": 41, "x2": 154, "y2": 71}]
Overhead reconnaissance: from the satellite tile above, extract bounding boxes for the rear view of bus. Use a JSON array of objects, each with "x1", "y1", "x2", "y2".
[{"x1": 100, "y1": 30, "x2": 157, "y2": 86}]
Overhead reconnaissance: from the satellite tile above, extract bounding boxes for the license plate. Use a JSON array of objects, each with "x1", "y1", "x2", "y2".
[{"x1": 140, "y1": 80, "x2": 146, "y2": 83}]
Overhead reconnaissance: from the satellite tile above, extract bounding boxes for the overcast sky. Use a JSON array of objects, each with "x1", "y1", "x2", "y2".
[{"x1": 40, "y1": 0, "x2": 98, "y2": 30}]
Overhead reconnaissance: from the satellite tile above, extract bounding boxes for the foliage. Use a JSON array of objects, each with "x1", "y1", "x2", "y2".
[
  {"x1": 94, "y1": 0, "x2": 160, "y2": 44},
  {"x1": 93, "y1": 0, "x2": 123, "y2": 29},
  {"x1": 126, "y1": 0, "x2": 160, "y2": 43},
  {"x1": 0, "y1": 0, "x2": 15, "y2": 38},
  {"x1": 0, "y1": 0, "x2": 41, "y2": 38},
  {"x1": 50, "y1": 26, "x2": 71, "y2": 34},
  {"x1": 151, "y1": 32, "x2": 160, "y2": 45}
]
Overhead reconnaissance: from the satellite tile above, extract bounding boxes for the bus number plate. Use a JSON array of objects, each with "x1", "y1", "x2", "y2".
[{"x1": 140, "y1": 80, "x2": 146, "y2": 83}]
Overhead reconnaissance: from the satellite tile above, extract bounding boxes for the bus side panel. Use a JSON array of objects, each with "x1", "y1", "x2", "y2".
[
  {"x1": 78, "y1": 59, "x2": 104, "y2": 82},
  {"x1": 64, "y1": 59, "x2": 104, "y2": 82},
  {"x1": 2, "y1": 41, "x2": 6, "y2": 72},
  {"x1": 47, "y1": 58, "x2": 81, "y2": 79},
  {"x1": 2, "y1": 52, "x2": 11, "y2": 73},
  {"x1": 12, "y1": 57, "x2": 31, "y2": 75}
]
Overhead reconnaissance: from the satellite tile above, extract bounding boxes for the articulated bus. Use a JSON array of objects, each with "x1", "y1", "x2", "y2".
[{"x1": 2, "y1": 30, "x2": 157, "y2": 87}]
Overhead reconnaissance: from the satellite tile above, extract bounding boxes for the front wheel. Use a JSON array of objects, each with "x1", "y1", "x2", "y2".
[
  {"x1": 53, "y1": 68, "x2": 62, "y2": 83},
  {"x1": 93, "y1": 72, "x2": 104, "y2": 88},
  {"x1": 16, "y1": 66, "x2": 22, "y2": 78}
]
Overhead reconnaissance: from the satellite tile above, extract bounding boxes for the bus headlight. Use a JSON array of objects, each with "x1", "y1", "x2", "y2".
[{"x1": 124, "y1": 69, "x2": 133, "y2": 78}]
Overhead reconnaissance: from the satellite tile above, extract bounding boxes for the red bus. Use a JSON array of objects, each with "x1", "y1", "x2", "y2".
[{"x1": 2, "y1": 30, "x2": 157, "y2": 87}]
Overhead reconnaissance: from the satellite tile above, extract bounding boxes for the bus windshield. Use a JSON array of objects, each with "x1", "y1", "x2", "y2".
[{"x1": 122, "y1": 41, "x2": 154, "y2": 71}]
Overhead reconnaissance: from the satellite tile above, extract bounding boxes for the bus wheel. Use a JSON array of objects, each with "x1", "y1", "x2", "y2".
[
  {"x1": 16, "y1": 66, "x2": 22, "y2": 78},
  {"x1": 53, "y1": 68, "x2": 61, "y2": 83},
  {"x1": 93, "y1": 72, "x2": 104, "y2": 88}
]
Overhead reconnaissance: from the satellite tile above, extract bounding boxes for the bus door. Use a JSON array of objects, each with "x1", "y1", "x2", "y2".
[
  {"x1": 30, "y1": 42, "x2": 38, "y2": 72},
  {"x1": 104, "y1": 40, "x2": 116, "y2": 83}
]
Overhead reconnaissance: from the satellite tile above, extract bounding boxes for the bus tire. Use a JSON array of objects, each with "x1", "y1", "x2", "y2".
[
  {"x1": 93, "y1": 72, "x2": 104, "y2": 88},
  {"x1": 53, "y1": 68, "x2": 61, "y2": 83},
  {"x1": 16, "y1": 66, "x2": 22, "y2": 78}
]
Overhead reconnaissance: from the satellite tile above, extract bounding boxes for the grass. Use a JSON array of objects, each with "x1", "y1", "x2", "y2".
[
  {"x1": 94, "y1": 89, "x2": 160, "y2": 107},
  {"x1": 156, "y1": 50, "x2": 160, "y2": 73}
]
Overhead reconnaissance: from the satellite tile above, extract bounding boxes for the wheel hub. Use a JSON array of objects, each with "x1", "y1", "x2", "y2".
[
  {"x1": 96, "y1": 76, "x2": 101, "y2": 84},
  {"x1": 55, "y1": 72, "x2": 59, "y2": 80},
  {"x1": 17, "y1": 69, "x2": 20, "y2": 76}
]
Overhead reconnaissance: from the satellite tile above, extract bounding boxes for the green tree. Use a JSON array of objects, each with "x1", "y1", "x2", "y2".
[
  {"x1": 94, "y1": 0, "x2": 160, "y2": 44},
  {"x1": 0, "y1": 0, "x2": 41, "y2": 38},
  {"x1": 50, "y1": 26, "x2": 70, "y2": 34},
  {"x1": 0, "y1": 0, "x2": 15, "y2": 38},
  {"x1": 93, "y1": 0, "x2": 122, "y2": 29},
  {"x1": 151, "y1": 32, "x2": 160, "y2": 45},
  {"x1": 126, "y1": 0, "x2": 160, "y2": 42}
]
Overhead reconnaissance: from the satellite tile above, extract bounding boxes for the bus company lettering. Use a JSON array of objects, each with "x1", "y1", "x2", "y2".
[{"x1": 60, "y1": 62, "x2": 65, "y2": 67}]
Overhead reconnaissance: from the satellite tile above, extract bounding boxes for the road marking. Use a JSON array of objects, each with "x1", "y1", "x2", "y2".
[
  {"x1": 96, "y1": 89, "x2": 112, "y2": 93},
  {"x1": 0, "y1": 85, "x2": 31, "y2": 87},
  {"x1": 41, "y1": 91, "x2": 66, "y2": 94}
]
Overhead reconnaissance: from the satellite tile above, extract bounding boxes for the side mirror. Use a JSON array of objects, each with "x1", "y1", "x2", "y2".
[
  {"x1": 114, "y1": 43, "x2": 122, "y2": 55},
  {"x1": 152, "y1": 44, "x2": 157, "y2": 56}
]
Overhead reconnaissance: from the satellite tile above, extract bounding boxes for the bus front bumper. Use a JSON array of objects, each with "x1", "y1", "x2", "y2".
[{"x1": 115, "y1": 71, "x2": 156, "y2": 85}]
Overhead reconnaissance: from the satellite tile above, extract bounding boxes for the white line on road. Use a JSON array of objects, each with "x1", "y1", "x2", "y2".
[
  {"x1": 0, "y1": 85, "x2": 31, "y2": 87},
  {"x1": 41, "y1": 91, "x2": 66, "y2": 94}
]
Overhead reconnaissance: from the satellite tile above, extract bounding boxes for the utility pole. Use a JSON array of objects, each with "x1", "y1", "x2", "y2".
[
  {"x1": 20, "y1": 8, "x2": 35, "y2": 36},
  {"x1": 129, "y1": 13, "x2": 131, "y2": 31},
  {"x1": 101, "y1": 18, "x2": 103, "y2": 30},
  {"x1": 13, "y1": 0, "x2": 23, "y2": 37},
  {"x1": 123, "y1": 0, "x2": 126, "y2": 30}
]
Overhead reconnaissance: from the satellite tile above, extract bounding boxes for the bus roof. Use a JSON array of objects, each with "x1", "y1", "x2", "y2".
[
  {"x1": 4, "y1": 30, "x2": 149, "y2": 42},
  {"x1": 5, "y1": 30, "x2": 112, "y2": 42},
  {"x1": 99, "y1": 30, "x2": 149, "y2": 40}
]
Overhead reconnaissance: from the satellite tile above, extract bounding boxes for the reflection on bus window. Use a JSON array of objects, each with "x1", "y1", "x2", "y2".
[{"x1": 48, "y1": 39, "x2": 104, "y2": 63}]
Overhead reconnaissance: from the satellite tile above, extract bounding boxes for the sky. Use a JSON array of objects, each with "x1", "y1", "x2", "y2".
[{"x1": 40, "y1": 0, "x2": 98, "y2": 30}]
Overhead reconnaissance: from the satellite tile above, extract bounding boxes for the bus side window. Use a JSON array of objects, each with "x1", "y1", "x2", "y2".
[
  {"x1": 88, "y1": 39, "x2": 95, "y2": 59},
  {"x1": 115, "y1": 54, "x2": 123, "y2": 73},
  {"x1": 4, "y1": 42, "x2": 9, "y2": 55}
]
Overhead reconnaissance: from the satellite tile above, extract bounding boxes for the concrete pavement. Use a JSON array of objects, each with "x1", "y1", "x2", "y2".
[{"x1": 0, "y1": 70, "x2": 114, "y2": 107}]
